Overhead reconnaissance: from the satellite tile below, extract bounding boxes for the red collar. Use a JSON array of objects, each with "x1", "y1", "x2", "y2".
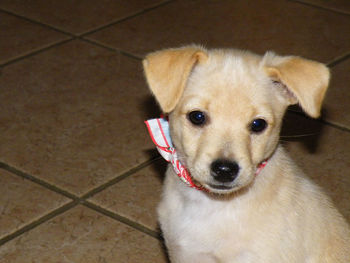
[{"x1": 255, "y1": 159, "x2": 268, "y2": 176}]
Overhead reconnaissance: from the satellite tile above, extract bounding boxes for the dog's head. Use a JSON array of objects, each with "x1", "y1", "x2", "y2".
[{"x1": 143, "y1": 46, "x2": 329, "y2": 194}]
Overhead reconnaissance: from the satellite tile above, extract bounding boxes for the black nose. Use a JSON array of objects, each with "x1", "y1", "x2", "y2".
[{"x1": 210, "y1": 159, "x2": 240, "y2": 183}]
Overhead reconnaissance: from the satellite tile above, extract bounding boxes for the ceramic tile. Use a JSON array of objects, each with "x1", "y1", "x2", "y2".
[
  {"x1": 0, "y1": 0, "x2": 168, "y2": 35},
  {"x1": 292, "y1": 0, "x2": 350, "y2": 15},
  {"x1": 323, "y1": 58, "x2": 350, "y2": 129},
  {"x1": 89, "y1": 159, "x2": 166, "y2": 231},
  {"x1": 0, "y1": 169, "x2": 70, "y2": 239},
  {"x1": 86, "y1": 0, "x2": 350, "y2": 63},
  {"x1": 282, "y1": 111, "x2": 350, "y2": 221},
  {"x1": 0, "y1": 39, "x2": 158, "y2": 196},
  {"x1": 0, "y1": 11, "x2": 69, "y2": 65},
  {"x1": 0, "y1": 205, "x2": 167, "y2": 263}
]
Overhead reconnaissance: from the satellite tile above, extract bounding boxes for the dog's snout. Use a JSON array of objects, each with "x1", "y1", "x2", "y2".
[{"x1": 210, "y1": 159, "x2": 240, "y2": 183}]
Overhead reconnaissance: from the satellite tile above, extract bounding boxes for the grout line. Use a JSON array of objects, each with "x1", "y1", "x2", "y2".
[
  {"x1": 318, "y1": 119, "x2": 350, "y2": 133},
  {"x1": 82, "y1": 155, "x2": 160, "y2": 199},
  {"x1": 288, "y1": 109, "x2": 350, "y2": 133},
  {"x1": 289, "y1": 0, "x2": 350, "y2": 16},
  {"x1": 0, "y1": 36, "x2": 142, "y2": 68},
  {"x1": 0, "y1": 8, "x2": 75, "y2": 37},
  {"x1": 77, "y1": 0, "x2": 173, "y2": 60},
  {"x1": 0, "y1": 162, "x2": 78, "y2": 200},
  {"x1": 327, "y1": 52, "x2": 350, "y2": 68},
  {"x1": 79, "y1": 0, "x2": 173, "y2": 37},
  {"x1": 84, "y1": 201, "x2": 161, "y2": 240},
  {"x1": 0, "y1": 200, "x2": 78, "y2": 246},
  {"x1": 0, "y1": 38, "x2": 74, "y2": 68},
  {"x1": 80, "y1": 38, "x2": 142, "y2": 60},
  {"x1": 0, "y1": 156, "x2": 159, "y2": 201}
]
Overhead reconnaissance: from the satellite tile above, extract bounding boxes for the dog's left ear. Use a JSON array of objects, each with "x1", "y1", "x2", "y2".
[{"x1": 263, "y1": 53, "x2": 330, "y2": 118}]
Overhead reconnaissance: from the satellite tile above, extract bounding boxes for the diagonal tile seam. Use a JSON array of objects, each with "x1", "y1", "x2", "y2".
[
  {"x1": 0, "y1": 0, "x2": 173, "y2": 38},
  {"x1": 0, "y1": 8, "x2": 75, "y2": 37},
  {"x1": 0, "y1": 200, "x2": 78, "y2": 246},
  {"x1": 289, "y1": 0, "x2": 350, "y2": 16},
  {"x1": 288, "y1": 109, "x2": 350, "y2": 134},
  {"x1": 81, "y1": 37, "x2": 142, "y2": 60},
  {"x1": 315, "y1": 119, "x2": 350, "y2": 134},
  {"x1": 0, "y1": 156, "x2": 161, "y2": 246},
  {"x1": 81, "y1": 155, "x2": 161, "y2": 200},
  {"x1": 327, "y1": 51, "x2": 350, "y2": 68},
  {"x1": 0, "y1": 35, "x2": 142, "y2": 70},
  {"x1": 0, "y1": 0, "x2": 173, "y2": 67},
  {"x1": 83, "y1": 201, "x2": 160, "y2": 240},
  {"x1": 77, "y1": 0, "x2": 173, "y2": 37},
  {"x1": 0, "y1": 38, "x2": 74, "y2": 68},
  {"x1": 0, "y1": 162, "x2": 78, "y2": 200},
  {"x1": 0, "y1": 155, "x2": 160, "y2": 207}
]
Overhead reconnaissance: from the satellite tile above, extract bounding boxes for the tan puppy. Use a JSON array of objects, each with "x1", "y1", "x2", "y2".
[{"x1": 143, "y1": 46, "x2": 350, "y2": 263}]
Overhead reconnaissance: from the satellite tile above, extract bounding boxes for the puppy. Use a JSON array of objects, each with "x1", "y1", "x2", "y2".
[{"x1": 143, "y1": 46, "x2": 350, "y2": 263}]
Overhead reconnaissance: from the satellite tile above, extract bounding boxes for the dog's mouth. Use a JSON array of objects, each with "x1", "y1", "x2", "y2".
[
  {"x1": 192, "y1": 177, "x2": 236, "y2": 193},
  {"x1": 207, "y1": 183, "x2": 233, "y2": 190},
  {"x1": 204, "y1": 183, "x2": 237, "y2": 193}
]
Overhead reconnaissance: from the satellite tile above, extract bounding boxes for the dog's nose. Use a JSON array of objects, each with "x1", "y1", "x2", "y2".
[{"x1": 210, "y1": 159, "x2": 240, "y2": 183}]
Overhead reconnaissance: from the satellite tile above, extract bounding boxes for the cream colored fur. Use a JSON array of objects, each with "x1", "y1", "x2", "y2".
[{"x1": 143, "y1": 46, "x2": 350, "y2": 263}]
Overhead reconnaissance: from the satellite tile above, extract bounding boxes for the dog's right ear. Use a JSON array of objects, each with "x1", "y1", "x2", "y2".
[
  {"x1": 263, "y1": 52, "x2": 330, "y2": 118},
  {"x1": 143, "y1": 46, "x2": 208, "y2": 113}
]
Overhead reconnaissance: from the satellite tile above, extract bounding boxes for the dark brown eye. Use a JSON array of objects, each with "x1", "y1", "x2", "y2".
[
  {"x1": 251, "y1": 118, "x2": 267, "y2": 133},
  {"x1": 188, "y1": 111, "x2": 206, "y2": 126}
]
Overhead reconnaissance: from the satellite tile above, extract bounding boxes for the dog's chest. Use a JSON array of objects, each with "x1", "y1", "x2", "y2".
[
  {"x1": 159, "y1": 183, "x2": 261, "y2": 259},
  {"x1": 160, "y1": 195, "x2": 298, "y2": 262}
]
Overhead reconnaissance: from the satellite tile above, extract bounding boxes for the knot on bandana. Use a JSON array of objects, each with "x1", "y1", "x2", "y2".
[{"x1": 144, "y1": 118, "x2": 205, "y2": 191}]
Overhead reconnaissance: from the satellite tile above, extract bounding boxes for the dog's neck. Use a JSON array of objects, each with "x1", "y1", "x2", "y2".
[{"x1": 145, "y1": 117, "x2": 269, "y2": 192}]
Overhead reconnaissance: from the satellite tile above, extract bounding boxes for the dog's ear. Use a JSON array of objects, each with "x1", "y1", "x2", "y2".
[
  {"x1": 263, "y1": 52, "x2": 330, "y2": 118},
  {"x1": 143, "y1": 46, "x2": 208, "y2": 113}
]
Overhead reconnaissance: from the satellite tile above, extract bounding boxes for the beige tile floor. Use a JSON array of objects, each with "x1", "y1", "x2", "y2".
[{"x1": 0, "y1": 1, "x2": 349, "y2": 262}]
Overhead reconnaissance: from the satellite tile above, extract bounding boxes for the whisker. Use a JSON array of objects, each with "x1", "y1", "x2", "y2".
[{"x1": 280, "y1": 133, "x2": 319, "y2": 139}]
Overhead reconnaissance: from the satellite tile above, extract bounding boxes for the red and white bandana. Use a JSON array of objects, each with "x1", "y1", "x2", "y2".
[{"x1": 144, "y1": 118, "x2": 205, "y2": 191}]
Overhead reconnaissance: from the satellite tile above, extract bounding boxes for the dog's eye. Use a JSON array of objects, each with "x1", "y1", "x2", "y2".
[
  {"x1": 250, "y1": 118, "x2": 267, "y2": 133},
  {"x1": 188, "y1": 111, "x2": 206, "y2": 126}
]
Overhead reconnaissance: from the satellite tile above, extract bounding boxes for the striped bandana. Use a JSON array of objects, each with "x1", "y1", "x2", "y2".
[{"x1": 144, "y1": 118, "x2": 205, "y2": 191}]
